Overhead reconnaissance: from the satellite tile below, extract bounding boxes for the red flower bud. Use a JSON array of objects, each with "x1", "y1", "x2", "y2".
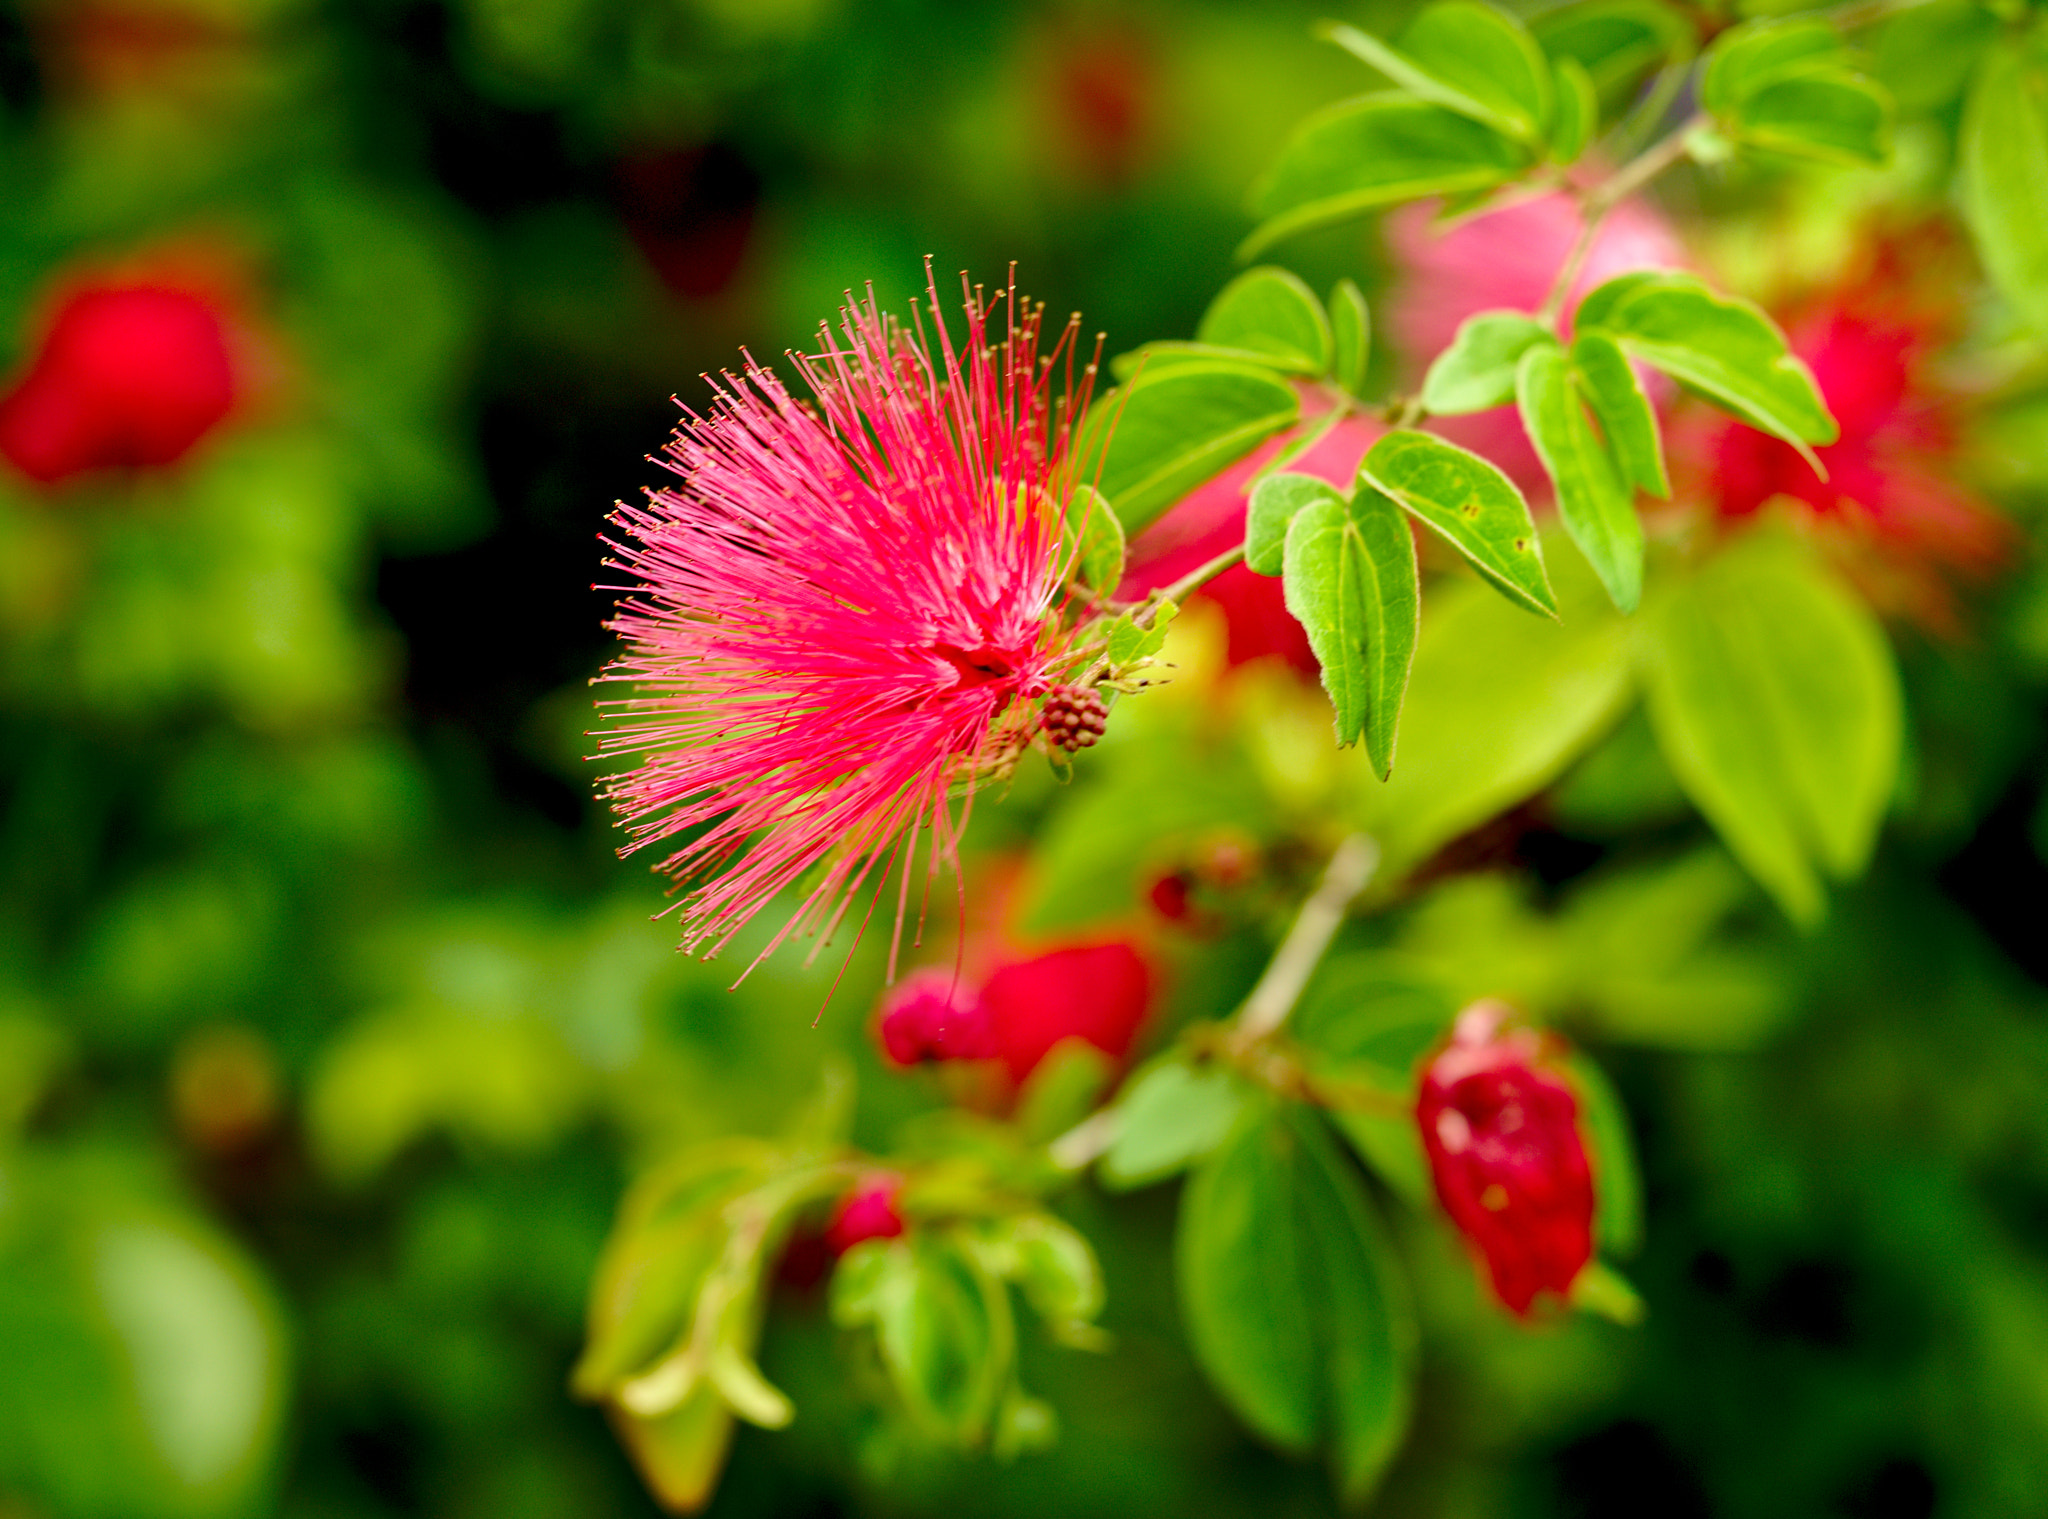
[
  {"x1": 1417, "y1": 1002, "x2": 1594, "y2": 1316},
  {"x1": 824, "y1": 1180, "x2": 905, "y2": 1255},
  {"x1": 982, "y1": 940, "x2": 1153, "y2": 1083},
  {"x1": 0, "y1": 283, "x2": 236, "y2": 484},
  {"x1": 874, "y1": 967, "x2": 994, "y2": 1066}
]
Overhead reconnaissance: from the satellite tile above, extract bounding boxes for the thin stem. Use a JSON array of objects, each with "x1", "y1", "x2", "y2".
[
  {"x1": 1535, "y1": 112, "x2": 1710, "y2": 329},
  {"x1": 1233, "y1": 833, "x2": 1380, "y2": 1044},
  {"x1": 1144, "y1": 542, "x2": 1247, "y2": 617},
  {"x1": 1048, "y1": 1107, "x2": 1119, "y2": 1172}
]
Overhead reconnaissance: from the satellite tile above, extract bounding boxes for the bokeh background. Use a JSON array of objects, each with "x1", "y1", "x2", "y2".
[{"x1": 4, "y1": 1, "x2": 2048, "y2": 1517}]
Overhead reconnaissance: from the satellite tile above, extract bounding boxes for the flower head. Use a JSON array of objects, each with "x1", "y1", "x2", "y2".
[
  {"x1": 0, "y1": 281, "x2": 237, "y2": 484},
  {"x1": 1417, "y1": 1001, "x2": 1594, "y2": 1316},
  {"x1": 596, "y1": 271, "x2": 1097, "y2": 973}
]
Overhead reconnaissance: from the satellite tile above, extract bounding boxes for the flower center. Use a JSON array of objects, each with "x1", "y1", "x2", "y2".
[{"x1": 930, "y1": 642, "x2": 1021, "y2": 692}]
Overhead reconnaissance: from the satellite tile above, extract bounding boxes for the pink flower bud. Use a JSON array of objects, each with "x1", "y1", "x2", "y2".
[
  {"x1": 824, "y1": 1180, "x2": 905, "y2": 1255},
  {"x1": 0, "y1": 283, "x2": 236, "y2": 484},
  {"x1": 874, "y1": 967, "x2": 994, "y2": 1066},
  {"x1": 982, "y1": 940, "x2": 1153, "y2": 1083},
  {"x1": 1417, "y1": 1002, "x2": 1594, "y2": 1316}
]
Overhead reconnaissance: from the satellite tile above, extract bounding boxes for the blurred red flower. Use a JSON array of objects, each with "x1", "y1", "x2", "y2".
[
  {"x1": 981, "y1": 940, "x2": 1153, "y2": 1084},
  {"x1": 875, "y1": 968, "x2": 996, "y2": 1067},
  {"x1": 1417, "y1": 1002, "x2": 1594, "y2": 1317},
  {"x1": 824, "y1": 1180, "x2": 906, "y2": 1255},
  {"x1": 872, "y1": 939, "x2": 1156, "y2": 1085},
  {"x1": 0, "y1": 283, "x2": 236, "y2": 484}
]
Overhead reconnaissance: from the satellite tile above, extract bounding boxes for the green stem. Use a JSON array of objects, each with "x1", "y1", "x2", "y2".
[
  {"x1": 1536, "y1": 112, "x2": 1710, "y2": 329},
  {"x1": 1233, "y1": 833, "x2": 1380, "y2": 1044}
]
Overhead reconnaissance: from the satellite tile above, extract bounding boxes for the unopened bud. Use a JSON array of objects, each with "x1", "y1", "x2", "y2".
[
  {"x1": 825, "y1": 1179, "x2": 906, "y2": 1255},
  {"x1": 874, "y1": 967, "x2": 993, "y2": 1066},
  {"x1": 1416, "y1": 1001, "x2": 1594, "y2": 1316}
]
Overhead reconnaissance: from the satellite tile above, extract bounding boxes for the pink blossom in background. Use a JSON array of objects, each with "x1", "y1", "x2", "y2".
[
  {"x1": 1119, "y1": 393, "x2": 1384, "y2": 675},
  {"x1": 1387, "y1": 191, "x2": 1688, "y2": 494},
  {"x1": 596, "y1": 275, "x2": 1091, "y2": 973},
  {"x1": 0, "y1": 282, "x2": 236, "y2": 483}
]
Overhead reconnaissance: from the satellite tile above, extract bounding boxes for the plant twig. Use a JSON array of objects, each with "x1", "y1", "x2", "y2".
[
  {"x1": 1535, "y1": 112, "x2": 1710, "y2": 328},
  {"x1": 1233, "y1": 833, "x2": 1379, "y2": 1044}
]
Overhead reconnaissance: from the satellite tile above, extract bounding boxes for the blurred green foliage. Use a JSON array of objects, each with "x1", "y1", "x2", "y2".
[{"x1": 2, "y1": 0, "x2": 2048, "y2": 1517}]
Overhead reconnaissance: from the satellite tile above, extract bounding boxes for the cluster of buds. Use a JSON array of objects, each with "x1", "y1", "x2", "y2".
[
  {"x1": 1039, "y1": 683, "x2": 1110, "y2": 752},
  {"x1": 875, "y1": 941, "x2": 1153, "y2": 1083},
  {"x1": 1416, "y1": 1001, "x2": 1595, "y2": 1317}
]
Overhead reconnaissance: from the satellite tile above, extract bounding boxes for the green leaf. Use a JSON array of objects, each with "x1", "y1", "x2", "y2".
[
  {"x1": 1081, "y1": 362, "x2": 1300, "y2": 532},
  {"x1": 1198, "y1": 267, "x2": 1334, "y2": 375},
  {"x1": 1294, "y1": 964, "x2": 1453, "y2": 1205},
  {"x1": 1321, "y1": 4, "x2": 1553, "y2": 145},
  {"x1": 1562, "y1": 1052, "x2": 1643, "y2": 1257},
  {"x1": 611, "y1": 1388, "x2": 736, "y2": 1517},
  {"x1": 1533, "y1": 0, "x2": 1694, "y2": 106},
  {"x1": 1586, "y1": 275, "x2": 1838, "y2": 463},
  {"x1": 1573, "y1": 269, "x2": 1689, "y2": 333},
  {"x1": 1637, "y1": 533, "x2": 1902, "y2": 924},
  {"x1": 1244, "y1": 95, "x2": 1528, "y2": 258},
  {"x1": 1282, "y1": 488, "x2": 1421, "y2": 776},
  {"x1": 1359, "y1": 430, "x2": 1557, "y2": 618},
  {"x1": 1062, "y1": 483, "x2": 1125, "y2": 593},
  {"x1": 1176, "y1": 1107, "x2": 1415, "y2": 1499},
  {"x1": 1961, "y1": 35, "x2": 2048, "y2": 336},
  {"x1": 1106, "y1": 601, "x2": 1175, "y2": 667},
  {"x1": 1331, "y1": 279, "x2": 1372, "y2": 394},
  {"x1": 1247, "y1": 472, "x2": 1341, "y2": 576},
  {"x1": 1109, "y1": 340, "x2": 1310, "y2": 382},
  {"x1": 1421, "y1": 310, "x2": 1558, "y2": 415},
  {"x1": 1176, "y1": 1105, "x2": 1317, "y2": 1452},
  {"x1": 1516, "y1": 344, "x2": 1643, "y2": 613},
  {"x1": 997, "y1": 1214, "x2": 1107, "y2": 1335},
  {"x1": 1102, "y1": 1059, "x2": 1249, "y2": 1190},
  {"x1": 1570, "y1": 330, "x2": 1669, "y2": 497},
  {"x1": 834, "y1": 1235, "x2": 1013, "y2": 1443},
  {"x1": 1348, "y1": 550, "x2": 1632, "y2": 875},
  {"x1": 1735, "y1": 68, "x2": 1891, "y2": 165},
  {"x1": 1702, "y1": 18, "x2": 1843, "y2": 116},
  {"x1": 1293, "y1": 1112, "x2": 1416, "y2": 1503},
  {"x1": 1874, "y1": 0, "x2": 2000, "y2": 114},
  {"x1": 1550, "y1": 56, "x2": 1599, "y2": 164}
]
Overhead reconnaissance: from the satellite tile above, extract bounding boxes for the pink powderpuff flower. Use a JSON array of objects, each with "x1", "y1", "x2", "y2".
[
  {"x1": 595, "y1": 272, "x2": 1098, "y2": 975},
  {"x1": 1387, "y1": 190, "x2": 1688, "y2": 495},
  {"x1": 1417, "y1": 1001, "x2": 1595, "y2": 1318}
]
